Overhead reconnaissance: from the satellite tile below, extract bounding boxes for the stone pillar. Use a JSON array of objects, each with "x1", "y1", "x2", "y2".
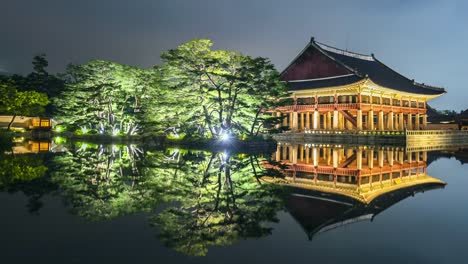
[
  {"x1": 407, "y1": 113, "x2": 412, "y2": 130},
  {"x1": 333, "y1": 110, "x2": 339, "y2": 130},
  {"x1": 388, "y1": 112, "x2": 394, "y2": 130},
  {"x1": 399, "y1": 150, "x2": 404, "y2": 164},
  {"x1": 422, "y1": 114, "x2": 427, "y2": 130},
  {"x1": 399, "y1": 113, "x2": 404, "y2": 131},
  {"x1": 333, "y1": 148, "x2": 339, "y2": 168},
  {"x1": 378, "y1": 150, "x2": 384, "y2": 168},
  {"x1": 357, "y1": 109, "x2": 363, "y2": 130},
  {"x1": 276, "y1": 112, "x2": 282, "y2": 129},
  {"x1": 388, "y1": 150, "x2": 394, "y2": 166},
  {"x1": 276, "y1": 145, "x2": 281, "y2": 161},
  {"x1": 305, "y1": 147, "x2": 310, "y2": 164},
  {"x1": 357, "y1": 149, "x2": 362, "y2": 170},
  {"x1": 313, "y1": 147, "x2": 318, "y2": 166},
  {"x1": 368, "y1": 110, "x2": 374, "y2": 130},
  {"x1": 415, "y1": 113, "x2": 420, "y2": 130},
  {"x1": 339, "y1": 112, "x2": 345, "y2": 130},
  {"x1": 292, "y1": 112, "x2": 298, "y2": 131},
  {"x1": 305, "y1": 112, "x2": 310, "y2": 130},
  {"x1": 289, "y1": 112, "x2": 293, "y2": 129},
  {"x1": 326, "y1": 112, "x2": 332, "y2": 129},
  {"x1": 313, "y1": 110, "x2": 319, "y2": 129},
  {"x1": 378, "y1": 111, "x2": 384, "y2": 130},
  {"x1": 368, "y1": 150, "x2": 374, "y2": 169},
  {"x1": 292, "y1": 145, "x2": 298, "y2": 164}
]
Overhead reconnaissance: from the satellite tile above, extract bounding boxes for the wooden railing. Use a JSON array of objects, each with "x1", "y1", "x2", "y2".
[{"x1": 277, "y1": 103, "x2": 425, "y2": 113}]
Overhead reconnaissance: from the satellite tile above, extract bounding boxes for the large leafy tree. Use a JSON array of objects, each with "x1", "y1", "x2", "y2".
[
  {"x1": 0, "y1": 80, "x2": 49, "y2": 130},
  {"x1": 55, "y1": 61, "x2": 157, "y2": 135},
  {"x1": 7, "y1": 54, "x2": 65, "y2": 115},
  {"x1": 146, "y1": 39, "x2": 289, "y2": 139}
]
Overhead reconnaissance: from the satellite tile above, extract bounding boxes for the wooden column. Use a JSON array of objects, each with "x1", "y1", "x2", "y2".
[
  {"x1": 399, "y1": 113, "x2": 404, "y2": 131},
  {"x1": 415, "y1": 114, "x2": 420, "y2": 130},
  {"x1": 313, "y1": 110, "x2": 319, "y2": 129},
  {"x1": 378, "y1": 111, "x2": 384, "y2": 130},
  {"x1": 422, "y1": 114, "x2": 427, "y2": 130},
  {"x1": 388, "y1": 112, "x2": 394, "y2": 130},
  {"x1": 313, "y1": 147, "x2": 318, "y2": 166},
  {"x1": 326, "y1": 112, "x2": 332, "y2": 129},
  {"x1": 368, "y1": 150, "x2": 374, "y2": 169},
  {"x1": 357, "y1": 109, "x2": 363, "y2": 130},
  {"x1": 357, "y1": 149, "x2": 363, "y2": 170},
  {"x1": 368, "y1": 110, "x2": 374, "y2": 130},
  {"x1": 407, "y1": 113, "x2": 413, "y2": 130},
  {"x1": 275, "y1": 145, "x2": 281, "y2": 161},
  {"x1": 333, "y1": 148, "x2": 339, "y2": 168},
  {"x1": 276, "y1": 112, "x2": 281, "y2": 129},
  {"x1": 292, "y1": 145, "x2": 298, "y2": 164},
  {"x1": 378, "y1": 150, "x2": 384, "y2": 168},
  {"x1": 292, "y1": 112, "x2": 298, "y2": 131},
  {"x1": 305, "y1": 112, "x2": 310, "y2": 130},
  {"x1": 333, "y1": 110, "x2": 339, "y2": 129}
]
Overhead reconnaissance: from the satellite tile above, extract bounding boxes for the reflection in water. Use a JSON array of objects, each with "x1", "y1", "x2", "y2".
[
  {"x1": 263, "y1": 142, "x2": 447, "y2": 240},
  {"x1": 264, "y1": 143, "x2": 445, "y2": 203},
  {"x1": 0, "y1": 140, "x2": 454, "y2": 257}
]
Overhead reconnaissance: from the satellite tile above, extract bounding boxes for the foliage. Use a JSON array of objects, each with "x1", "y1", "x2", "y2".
[
  {"x1": 6, "y1": 54, "x2": 65, "y2": 114},
  {"x1": 145, "y1": 149, "x2": 285, "y2": 256},
  {"x1": 0, "y1": 153, "x2": 54, "y2": 213},
  {"x1": 144, "y1": 39, "x2": 290, "y2": 138},
  {"x1": 50, "y1": 143, "x2": 155, "y2": 220},
  {"x1": 0, "y1": 80, "x2": 49, "y2": 130},
  {"x1": 54, "y1": 61, "x2": 158, "y2": 135}
]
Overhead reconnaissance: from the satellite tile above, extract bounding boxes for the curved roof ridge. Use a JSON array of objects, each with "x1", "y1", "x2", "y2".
[
  {"x1": 315, "y1": 40, "x2": 374, "y2": 61},
  {"x1": 413, "y1": 81, "x2": 446, "y2": 92},
  {"x1": 287, "y1": 74, "x2": 356, "y2": 83},
  {"x1": 372, "y1": 55, "x2": 446, "y2": 93}
]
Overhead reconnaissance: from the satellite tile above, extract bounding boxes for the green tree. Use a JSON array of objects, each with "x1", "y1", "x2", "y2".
[
  {"x1": 55, "y1": 61, "x2": 156, "y2": 135},
  {"x1": 0, "y1": 80, "x2": 49, "y2": 130},
  {"x1": 147, "y1": 39, "x2": 289, "y2": 139}
]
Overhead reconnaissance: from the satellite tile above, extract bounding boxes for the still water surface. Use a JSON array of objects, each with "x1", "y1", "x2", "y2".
[{"x1": 1, "y1": 141, "x2": 467, "y2": 263}]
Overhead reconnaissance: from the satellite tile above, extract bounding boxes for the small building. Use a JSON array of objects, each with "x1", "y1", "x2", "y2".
[
  {"x1": 0, "y1": 116, "x2": 52, "y2": 130},
  {"x1": 276, "y1": 38, "x2": 446, "y2": 131}
]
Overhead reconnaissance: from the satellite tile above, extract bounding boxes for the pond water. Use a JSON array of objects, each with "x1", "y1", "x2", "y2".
[{"x1": 1, "y1": 140, "x2": 468, "y2": 264}]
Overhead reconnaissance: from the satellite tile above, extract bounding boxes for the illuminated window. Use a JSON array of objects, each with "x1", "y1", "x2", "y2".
[
  {"x1": 31, "y1": 142, "x2": 39, "y2": 152},
  {"x1": 40, "y1": 119, "x2": 50, "y2": 127},
  {"x1": 40, "y1": 142, "x2": 50, "y2": 151},
  {"x1": 32, "y1": 119, "x2": 40, "y2": 127}
]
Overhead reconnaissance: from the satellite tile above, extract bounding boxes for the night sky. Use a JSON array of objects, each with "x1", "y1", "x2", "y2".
[{"x1": 2, "y1": 0, "x2": 467, "y2": 110}]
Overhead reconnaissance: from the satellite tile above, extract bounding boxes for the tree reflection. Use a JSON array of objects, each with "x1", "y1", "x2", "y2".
[
  {"x1": 145, "y1": 149, "x2": 285, "y2": 256},
  {"x1": 0, "y1": 153, "x2": 53, "y2": 213},
  {"x1": 50, "y1": 143, "x2": 156, "y2": 220}
]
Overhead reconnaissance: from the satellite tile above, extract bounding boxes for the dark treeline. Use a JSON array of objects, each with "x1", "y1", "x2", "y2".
[{"x1": 0, "y1": 39, "x2": 291, "y2": 140}]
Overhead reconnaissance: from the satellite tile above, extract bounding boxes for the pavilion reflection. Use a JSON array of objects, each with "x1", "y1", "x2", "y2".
[
  {"x1": 264, "y1": 142, "x2": 445, "y2": 203},
  {"x1": 262, "y1": 142, "x2": 446, "y2": 239}
]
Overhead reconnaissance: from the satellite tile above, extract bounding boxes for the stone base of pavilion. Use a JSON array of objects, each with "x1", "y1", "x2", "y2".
[{"x1": 273, "y1": 129, "x2": 468, "y2": 148}]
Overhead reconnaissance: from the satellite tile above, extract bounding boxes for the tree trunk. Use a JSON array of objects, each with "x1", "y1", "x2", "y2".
[{"x1": 7, "y1": 115, "x2": 17, "y2": 130}]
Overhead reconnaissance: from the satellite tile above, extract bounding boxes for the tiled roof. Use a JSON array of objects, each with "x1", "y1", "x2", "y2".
[{"x1": 283, "y1": 38, "x2": 446, "y2": 95}]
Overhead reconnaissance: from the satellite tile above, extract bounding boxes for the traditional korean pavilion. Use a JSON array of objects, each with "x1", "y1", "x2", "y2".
[{"x1": 276, "y1": 37, "x2": 446, "y2": 131}]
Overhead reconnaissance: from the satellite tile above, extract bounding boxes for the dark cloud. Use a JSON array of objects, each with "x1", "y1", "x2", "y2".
[{"x1": 1, "y1": 0, "x2": 467, "y2": 110}]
